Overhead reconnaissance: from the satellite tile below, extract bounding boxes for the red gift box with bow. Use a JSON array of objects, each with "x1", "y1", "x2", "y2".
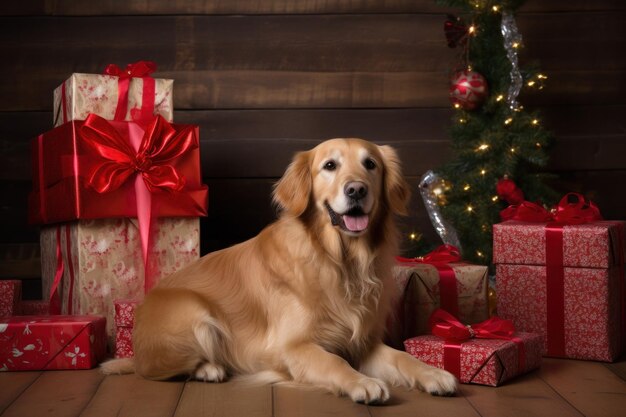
[
  {"x1": 493, "y1": 193, "x2": 625, "y2": 361},
  {"x1": 389, "y1": 245, "x2": 489, "y2": 347},
  {"x1": 29, "y1": 114, "x2": 208, "y2": 224},
  {"x1": 0, "y1": 315, "x2": 107, "y2": 371},
  {"x1": 404, "y1": 309, "x2": 542, "y2": 386}
]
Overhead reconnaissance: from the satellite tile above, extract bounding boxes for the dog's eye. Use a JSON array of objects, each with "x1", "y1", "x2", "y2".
[
  {"x1": 323, "y1": 160, "x2": 337, "y2": 171},
  {"x1": 364, "y1": 158, "x2": 377, "y2": 170}
]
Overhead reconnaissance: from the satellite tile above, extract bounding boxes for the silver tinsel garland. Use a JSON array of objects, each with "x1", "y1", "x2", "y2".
[{"x1": 500, "y1": 10, "x2": 523, "y2": 111}]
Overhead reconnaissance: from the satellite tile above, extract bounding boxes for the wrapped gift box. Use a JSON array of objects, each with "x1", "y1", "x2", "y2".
[
  {"x1": 389, "y1": 261, "x2": 488, "y2": 344},
  {"x1": 114, "y1": 300, "x2": 138, "y2": 358},
  {"x1": 53, "y1": 70, "x2": 173, "y2": 127},
  {"x1": 0, "y1": 280, "x2": 21, "y2": 317},
  {"x1": 493, "y1": 220, "x2": 625, "y2": 361},
  {"x1": 0, "y1": 315, "x2": 106, "y2": 371},
  {"x1": 28, "y1": 116, "x2": 208, "y2": 225},
  {"x1": 404, "y1": 332, "x2": 542, "y2": 386},
  {"x1": 40, "y1": 218, "x2": 199, "y2": 348}
]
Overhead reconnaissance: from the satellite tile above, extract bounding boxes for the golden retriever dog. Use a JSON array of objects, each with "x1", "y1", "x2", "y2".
[{"x1": 101, "y1": 138, "x2": 457, "y2": 403}]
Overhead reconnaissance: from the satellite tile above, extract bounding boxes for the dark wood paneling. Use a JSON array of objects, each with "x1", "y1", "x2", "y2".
[
  {"x1": 3, "y1": 12, "x2": 625, "y2": 110},
  {"x1": 2, "y1": 105, "x2": 626, "y2": 181},
  {"x1": 200, "y1": 138, "x2": 450, "y2": 178},
  {"x1": 3, "y1": 0, "x2": 625, "y2": 16},
  {"x1": 519, "y1": 12, "x2": 626, "y2": 71},
  {"x1": 0, "y1": 14, "x2": 455, "y2": 111}
]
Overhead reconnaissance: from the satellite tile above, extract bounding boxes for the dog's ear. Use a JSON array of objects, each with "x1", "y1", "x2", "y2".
[
  {"x1": 379, "y1": 145, "x2": 411, "y2": 216},
  {"x1": 273, "y1": 150, "x2": 312, "y2": 217}
]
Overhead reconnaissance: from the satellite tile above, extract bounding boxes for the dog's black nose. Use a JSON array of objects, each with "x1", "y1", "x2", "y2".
[{"x1": 345, "y1": 181, "x2": 368, "y2": 200}]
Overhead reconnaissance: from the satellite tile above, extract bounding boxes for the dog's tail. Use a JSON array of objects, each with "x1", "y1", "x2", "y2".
[{"x1": 100, "y1": 357, "x2": 135, "y2": 375}]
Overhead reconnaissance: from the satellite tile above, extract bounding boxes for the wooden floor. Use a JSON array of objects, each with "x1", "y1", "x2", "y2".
[{"x1": 1, "y1": 357, "x2": 626, "y2": 417}]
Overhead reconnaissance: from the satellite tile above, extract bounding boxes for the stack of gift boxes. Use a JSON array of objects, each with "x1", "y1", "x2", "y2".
[
  {"x1": 399, "y1": 193, "x2": 625, "y2": 387},
  {"x1": 393, "y1": 245, "x2": 542, "y2": 386},
  {"x1": 0, "y1": 61, "x2": 208, "y2": 370}
]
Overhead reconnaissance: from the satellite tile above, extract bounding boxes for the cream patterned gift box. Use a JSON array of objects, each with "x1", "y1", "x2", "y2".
[
  {"x1": 53, "y1": 70, "x2": 173, "y2": 127},
  {"x1": 40, "y1": 218, "x2": 199, "y2": 348}
]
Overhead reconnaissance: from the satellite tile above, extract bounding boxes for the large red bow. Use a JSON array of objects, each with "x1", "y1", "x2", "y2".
[
  {"x1": 80, "y1": 113, "x2": 197, "y2": 292},
  {"x1": 429, "y1": 308, "x2": 516, "y2": 342},
  {"x1": 104, "y1": 60, "x2": 156, "y2": 79},
  {"x1": 500, "y1": 193, "x2": 603, "y2": 224},
  {"x1": 397, "y1": 244, "x2": 461, "y2": 264},
  {"x1": 81, "y1": 113, "x2": 195, "y2": 194},
  {"x1": 429, "y1": 309, "x2": 526, "y2": 379},
  {"x1": 553, "y1": 193, "x2": 602, "y2": 224}
]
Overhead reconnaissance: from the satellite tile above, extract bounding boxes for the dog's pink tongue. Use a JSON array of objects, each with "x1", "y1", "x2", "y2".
[{"x1": 343, "y1": 215, "x2": 369, "y2": 232}]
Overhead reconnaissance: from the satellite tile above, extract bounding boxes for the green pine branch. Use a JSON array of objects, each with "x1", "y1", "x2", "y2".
[{"x1": 434, "y1": 0, "x2": 558, "y2": 266}]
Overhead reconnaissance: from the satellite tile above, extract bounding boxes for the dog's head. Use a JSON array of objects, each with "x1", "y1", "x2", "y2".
[{"x1": 273, "y1": 138, "x2": 410, "y2": 237}]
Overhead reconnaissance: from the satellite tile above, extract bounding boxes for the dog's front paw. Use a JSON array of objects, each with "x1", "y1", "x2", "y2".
[
  {"x1": 346, "y1": 377, "x2": 390, "y2": 404},
  {"x1": 418, "y1": 367, "x2": 458, "y2": 396}
]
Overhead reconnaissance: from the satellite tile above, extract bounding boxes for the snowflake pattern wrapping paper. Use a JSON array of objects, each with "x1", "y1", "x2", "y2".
[
  {"x1": 389, "y1": 263, "x2": 489, "y2": 343},
  {"x1": 404, "y1": 332, "x2": 542, "y2": 386},
  {"x1": 0, "y1": 315, "x2": 106, "y2": 371},
  {"x1": 114, "y1": 300, "x2": 138, "y2": 358},
  {"x1": 40, "y1": 218, "x2": 200, "y2": 348},
  {"x1": 53, "y1": 73, "x2": 173, "y2": 127},
  {"x1": 493, "y1": 220, "x2": 625, "y2": 361}
]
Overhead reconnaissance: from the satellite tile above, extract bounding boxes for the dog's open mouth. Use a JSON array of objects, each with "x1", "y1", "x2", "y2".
[{"x1": 325, "y1": 202, "x2": 369, "y2": 233}]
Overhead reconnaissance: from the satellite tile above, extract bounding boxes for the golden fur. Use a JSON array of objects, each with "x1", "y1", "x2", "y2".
[{"x1": 101, "y1": 138, "x2": 457, "y2": 403}]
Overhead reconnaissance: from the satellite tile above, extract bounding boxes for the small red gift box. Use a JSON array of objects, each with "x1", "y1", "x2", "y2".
[
  {"x1": 0, "y1": 280, "x2": 21, "y2": 317},
  {"x1": 114, "y1": 300, "x2": 138, "y2": 358},
  {"x1": 404, "y1": 310, "x2": 542, "y2": 386},
  {"x1": 389, "y1": 245, "x2": 489, "y2": 347},
  {"x1": 493, "y1": 195, "x2": 625, "y2": 361},
  {"x1": 0, "y1": 315, "x2": 107, "y2": 371}
]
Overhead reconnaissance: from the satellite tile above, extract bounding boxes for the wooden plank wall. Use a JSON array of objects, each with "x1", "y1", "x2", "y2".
[{"x1": 0, "y1": 0, "x2": 624, "y2": 267}]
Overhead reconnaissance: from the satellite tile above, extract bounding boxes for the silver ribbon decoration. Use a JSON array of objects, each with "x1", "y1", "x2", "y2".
[
  {"x1": 419, "y1": 170, "x2": 462, "y2": 250},
  {"x1": 500, "y1": 11, "x2": 523, "y2": 111}
]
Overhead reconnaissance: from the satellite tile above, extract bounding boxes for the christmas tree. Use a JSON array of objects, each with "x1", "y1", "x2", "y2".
[{"x1": 433, "y1": 0, "x2": 557, "y2": 265}]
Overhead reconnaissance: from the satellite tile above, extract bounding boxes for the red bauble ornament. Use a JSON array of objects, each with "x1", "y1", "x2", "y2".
[
  {"x1": 449, "y1": 70, "x2": 489, "y2": 110},
  {"x1": 497, "y1": 177, "x2": 525, "y2": 205}
]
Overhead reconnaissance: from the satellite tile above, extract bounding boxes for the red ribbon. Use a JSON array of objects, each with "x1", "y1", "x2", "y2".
[
  {"x1": 430, "y1": 309, "x2": 526, "y2": 380},
  {"x1": 397, "y1": 245, "x2": 462, "y2": 318},
  {"x1": 80, "y1": 113, "x2": 196, "y2": 291},
  {"x1": 104, "y1": 61, "x2": 157, "y2": 124},
  {"x1": 49, "y1": 224, "x2": 77, "y2": 315},
  {"x1": 500, "y1": 193, "x2": 608, "y2": 357}
]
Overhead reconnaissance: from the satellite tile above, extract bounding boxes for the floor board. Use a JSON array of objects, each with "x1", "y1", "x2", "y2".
[
  {"x1": 1, "y1": 357, "x2": 625, "y2": 417},
  {"x1": 538, "y1": 358, "x2": 626, "y2": 417},
  {"x1": 1, "y1": 369, "x2": 104, "y2": 417},
  {"x1": 273, "y1": 384, "x2": 370, "y2": 417},
  {"x1": 0, "y1": 371, "x2": 41, "y2": 414},
  {"x1": 80, "y1": 373, "x2": 184, "y2": 417},
  {"x1": 368, "y1": 386, "x2": 481, "y2": 417},
  {"x1": 462, "y1": 371, "x2": 584, "y2": 417},
  {"x1": 173, "y1": 380, "x2": 273, "y2": 417}
]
